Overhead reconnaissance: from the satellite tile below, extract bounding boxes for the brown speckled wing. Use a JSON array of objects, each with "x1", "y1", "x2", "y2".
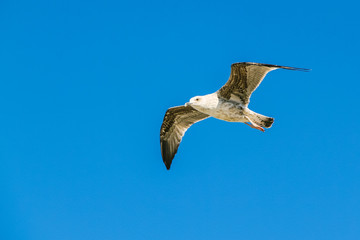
[
  {"x1": 218, "y1": 62, "x2": 310, "y2": 106},
  {"x1": 160, "y1": 106, "x2": 209, "y2": 170}
]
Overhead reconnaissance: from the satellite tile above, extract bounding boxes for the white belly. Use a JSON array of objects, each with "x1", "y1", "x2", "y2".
[{"x1": 201, "y1": 101, "x2": 247, "y2": 122}]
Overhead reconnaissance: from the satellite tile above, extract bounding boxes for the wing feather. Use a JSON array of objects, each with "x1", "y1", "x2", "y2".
[
  {"x1": 218, "y1": 62, "x2": 309, "y2": 106},
  {"x1": 160, "y1": 105, "x2": 209, "y2": 170}
]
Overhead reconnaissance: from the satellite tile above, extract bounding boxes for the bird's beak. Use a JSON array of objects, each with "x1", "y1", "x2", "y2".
[{"x1": 185, "y1": 102, "x2": 190, "y2": 107}]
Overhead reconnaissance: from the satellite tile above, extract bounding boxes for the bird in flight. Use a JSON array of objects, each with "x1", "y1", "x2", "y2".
[{"x1": 160, "y1": 62, "x2": 309, "y2": 170}]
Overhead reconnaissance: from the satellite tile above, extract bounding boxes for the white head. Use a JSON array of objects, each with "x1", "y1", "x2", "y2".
[
  {"x1": 189, "y1": 96, "x2": 203, "y2": 104},
  {"x1": 185, "y1": 93, "x2": 218, "y2": 111},
  {"x1": 185, "y1": 96, "x2": 204, "y2": 107}
]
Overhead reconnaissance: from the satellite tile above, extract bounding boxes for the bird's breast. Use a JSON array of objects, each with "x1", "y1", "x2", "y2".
[{"x1": 206, "y1": 101, "x2": 247, "y2": 122}]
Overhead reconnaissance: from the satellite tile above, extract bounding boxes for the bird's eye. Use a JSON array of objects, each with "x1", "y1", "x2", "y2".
[{"x1": 196, "y1": 98, "x2": 200, "y2": 101}]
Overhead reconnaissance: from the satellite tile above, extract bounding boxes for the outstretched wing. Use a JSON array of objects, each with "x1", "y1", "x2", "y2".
[
  {"x1": 160, "y1": 105, "x2": 209, "y2": 170},
  {"x1": 217, "y1": 62, "x2": 310, "y2": 106}
]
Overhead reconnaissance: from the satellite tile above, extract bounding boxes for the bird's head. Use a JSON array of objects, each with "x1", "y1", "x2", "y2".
[{"x1": 185, "y1": 96, "x2": 203, "y2": 107}]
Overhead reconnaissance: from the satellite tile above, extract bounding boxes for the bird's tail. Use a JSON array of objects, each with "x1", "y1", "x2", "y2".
[{"x1": 246, "y1": 109, "x2": 274, "y2": 128}]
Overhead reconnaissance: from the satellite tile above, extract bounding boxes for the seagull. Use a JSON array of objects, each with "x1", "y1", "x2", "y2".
[{"x1": 160, "y1": 62, "x2": 309, "y2": 170}]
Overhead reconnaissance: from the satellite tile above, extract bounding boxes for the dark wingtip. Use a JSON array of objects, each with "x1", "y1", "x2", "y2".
[
  {"x1": 164, "y1": 157, "x2": 173, "y2": 170},
  {"x1": 165, "y1": 164, "x2": 171, "y2": 170},
  {"x1": 163, "y1": 157, "x2": 172, "y2": 170},
  {"x1": 161, "y1": 140, "x2": 174, "y2": 170},
  {"x1": 270, "y1": 64, "x2": 311, "y2": 72},
  {"x1": 285, "y1": 67, "x2": 311, "y2": 72}
]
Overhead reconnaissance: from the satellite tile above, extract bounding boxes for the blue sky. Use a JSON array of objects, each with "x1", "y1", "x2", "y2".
[{"x1": 1, "y1": 0, "x2": 359, "y2": 239}]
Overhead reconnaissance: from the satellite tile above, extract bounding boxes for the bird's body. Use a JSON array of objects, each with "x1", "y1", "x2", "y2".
[
  {"x1": 160, "y1": 62, "x2": 309, "y2": 169},
  {"x1": 187, "y1": 93, "x2": 247, "y2": 122}
]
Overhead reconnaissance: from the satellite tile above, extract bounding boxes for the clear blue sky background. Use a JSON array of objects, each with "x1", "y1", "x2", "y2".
[{"x1": 1, "y1": 0, "x2": 359, "y2": 239}]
